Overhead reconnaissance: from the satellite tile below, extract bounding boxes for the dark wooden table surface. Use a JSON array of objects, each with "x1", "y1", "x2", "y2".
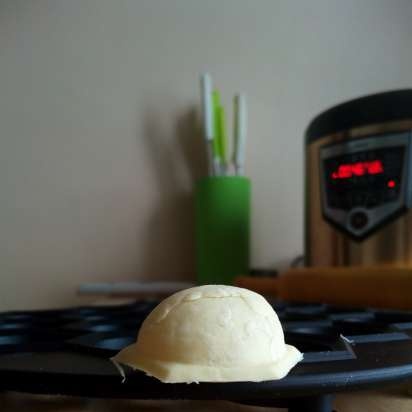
[{"x1": 1, "y1": 386, "x2": 412, "y2": 412}]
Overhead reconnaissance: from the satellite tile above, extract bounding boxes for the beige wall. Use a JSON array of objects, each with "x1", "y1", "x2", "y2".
[{"x1": 1, "y1": 0, "x2": 412, "y2": 310}]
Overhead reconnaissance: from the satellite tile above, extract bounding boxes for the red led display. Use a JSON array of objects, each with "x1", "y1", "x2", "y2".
[
  {"x1": 331, "y1": 160, "x2": 384, "y2": 180},
  {"x1": 387, "y1": 180, "x2": 396, "y2": 188}
]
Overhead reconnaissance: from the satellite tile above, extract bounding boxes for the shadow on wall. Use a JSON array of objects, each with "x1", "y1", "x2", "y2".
[{"x1": 138, "y1": 107, "x2": 207, "y2": 280}]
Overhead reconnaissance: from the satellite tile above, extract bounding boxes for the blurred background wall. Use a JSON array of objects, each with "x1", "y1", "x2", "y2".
[{"x1": 1, "y1": 0, "x2": 412, "y2": 309}]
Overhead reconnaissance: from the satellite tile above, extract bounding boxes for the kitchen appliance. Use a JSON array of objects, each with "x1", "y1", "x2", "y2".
[
  {"x1": 305, "y1": 90, "x2": 412, "y2": 266},
  {"x1": 2, "y1": 301, "x2": 412, "y2": 412}
]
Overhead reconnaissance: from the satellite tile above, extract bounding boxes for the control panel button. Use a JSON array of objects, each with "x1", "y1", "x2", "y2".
[{"x1": 349, "y1": 211, "x2": 369, "y2": 230}]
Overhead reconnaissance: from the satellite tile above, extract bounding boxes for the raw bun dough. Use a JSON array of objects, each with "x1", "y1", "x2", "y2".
[{"x1": 112, "y1": 285, "x2": 302, "y2": 383}]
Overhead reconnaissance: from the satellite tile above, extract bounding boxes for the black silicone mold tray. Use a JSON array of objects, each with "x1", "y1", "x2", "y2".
[{"x1": 1, "y1": 300, "x2": 412, "y2": 412}]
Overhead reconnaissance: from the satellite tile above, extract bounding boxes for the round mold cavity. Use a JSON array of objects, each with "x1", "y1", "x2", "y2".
[
  {"x1": 285, "y1": 331, "x2": 336, "y2": 353},
  {"x1": 333, "y1": 319, "x2": 385, "y2": 335},
  {"x1": 68, "y1": 333, "x2": 136, "y2": 356},
  {"x1": 284, "y1": 326, "x2": 339, "y2": 352},
  {"x1": 374, "y1": 310, "x2": 412, "y2": 324},
  {"x1": 0, "y1": 322, "x2": 34, "y2": 331}
]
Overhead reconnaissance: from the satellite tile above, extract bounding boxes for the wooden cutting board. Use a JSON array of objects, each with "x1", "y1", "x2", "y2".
[{"x1": 236, "y1": 266, "x2": 412, "y2": 310}]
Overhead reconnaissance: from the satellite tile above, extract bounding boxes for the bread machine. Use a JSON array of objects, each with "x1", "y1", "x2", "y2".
[{"x1": 305, "y1": 90, "x2": 412, "y2": 266}]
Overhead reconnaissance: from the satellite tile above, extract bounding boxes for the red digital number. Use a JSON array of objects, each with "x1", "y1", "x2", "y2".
[{"x1": 331, "y1": 160, "x2": 384, "y2": 180}]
